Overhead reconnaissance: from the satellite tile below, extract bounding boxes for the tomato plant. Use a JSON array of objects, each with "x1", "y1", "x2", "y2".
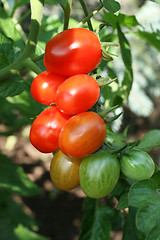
[
  {"x1": 56, "y1": 74, "x2": 100, "y2": 115},
  {"x1": 79, "y1": 150, "x2": 120, "y2": 199},
  {"x1": 31, "y1": 71, "x2": 67, "y2": 105},
  {"x1": 120, "y1": 149, "x2": 155, "y2": 181},
  {"x1": 50, "y1": 150, "x2": 82, "y2": 191},
  {"x1": 59, "y1": 111, "x2": 106, "y2": 158},
  {"x1": 44, "y1": 28, "x2": 102, "y2": 76},
  {"x1": 29, "y1": 106, "x2": 71, "y2": 153}
]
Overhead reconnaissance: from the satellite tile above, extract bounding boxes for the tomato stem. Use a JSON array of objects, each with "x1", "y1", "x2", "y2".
[
  {"x1": 79, "y1": 0, "x2": 93, "y2": 31},
  {"x1": 77, "y1": 3, "x2": 103, "y2": 28}
]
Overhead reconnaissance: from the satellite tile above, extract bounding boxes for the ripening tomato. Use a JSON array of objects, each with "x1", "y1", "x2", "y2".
[
  {"x1": 44, "y1": 28, "x2": 102, "y2": 76},
  {"x1": 120, "y1": 149, "x2": 155, "y2": 181},
  {"x1": 79, "y1": 150, "x2": 120, "y2": 199},
  {"x1": 59, "y1": 111, "x2": 106, "y2": 158},
  {"x1": 29, "y1": 106, "x2": 71, "y2": 153},
  {"x1": 50, "y1": 150, "x2": 82, "y2": 191},
  {"x1": 31, "y1": 71, "x2": 67, "y2": 105},
  {"x1": 56, "y1": 74, "x2": 100, "y2": 115}
]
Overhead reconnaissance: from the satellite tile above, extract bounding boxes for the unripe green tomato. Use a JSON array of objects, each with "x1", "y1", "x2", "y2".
[
  {"x1": 120, "y1": 149, "x2": 155, "y2": 181},
  {"x1": 79, "y1": 150, "x2": 120, "y2": 199}
]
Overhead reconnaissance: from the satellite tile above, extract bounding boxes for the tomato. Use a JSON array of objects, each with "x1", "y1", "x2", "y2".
[
  {"x1": 29, "y1": 106, "x2": 71, "y2": 153},
  {"x1": 79, "y1": 150, "x2": 120, "y2": 199},
  {"x1": 56, "y1": 74, "x2": 100, "y2": 115},
  {"x1": 59, "y1": 111, "x2": 106, "y2": 158},
  {"x1": 44, "y1": 28, "x2": 102, "y2": 76},
  {"x1": 50, "y1": 150, "x2": 82, "y2": 191},
  {"x1": 120, "y1": 149, "x2": 155, "y2": 181},
  {"x1": 31, "y1": 71, "x2": 67, "y2": 105}
]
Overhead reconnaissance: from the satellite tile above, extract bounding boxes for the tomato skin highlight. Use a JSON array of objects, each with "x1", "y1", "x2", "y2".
[
  {"x1": 56, "y1": 74, "x2": 100, "y2": 115},
  {"x1": 79, "y1": 150, "x2": 120, "y2": 199},
  {"x1": 59, "y1": 111, "x2": 106, "y2": 158},
  {"x1": 29, "y1": 106, "x2": 71, "y2": 153},
  {"x1": 44, "y1": 28, "x2": 102, "y2": 76},
  {"x1": 120, "y1": 149, "x2": 155, "y2": 181},
  {"x1": 50, "y1": 150, "x2": 82, "y2": 191},
  {"x1": 31, "y1": 71, "x2": 67, "y2": 105}
]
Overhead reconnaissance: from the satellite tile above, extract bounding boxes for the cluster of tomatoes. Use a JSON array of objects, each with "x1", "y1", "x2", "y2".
[{"x1": 29, "y1": 28, "x2": 155, "y2": 199}]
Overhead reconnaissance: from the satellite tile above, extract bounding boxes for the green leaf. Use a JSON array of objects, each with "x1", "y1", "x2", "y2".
[
  {"x1": 146, "y1": 223, "x2": 160, "y2": 240},
  {"x1": 135, "y1": 31, "x2": 160, "y2": 51},
  {"x1": 0, "y1": 75, "x2": 25, "y2": 97},
  {"x1": 102, "y1": 12, "x2": 139, "y2": 30},
  {"x1": 0, "y1": 153, "x2": 41, "y2": 196},
  {"x1": 117, "y1": 192, "x2": 128, "y2": 210},
  {"x1": 118, "y1": 13, "x2": 139, "y2": 28},
  {"x1": 128, "y1": 179, "x2": 159, "y2": 208},
  {"x1": 117, "y1": 24, "x2": 133, "y2": 99},
  {"x1": 79, "y1": 197, "x2": 114, "y2": 240},
  {"x1": 15, "y1": 224, "x2": 50, "y2": 240},
  {"x1": 137, "y1": 129, "x2": 160, "y2": 151},
  {"x1": 102, "y1": 0, "x2": 121, "y2": 13},
  {"x1": 0, "y1": 7, "x2": 24, "y2": 49},
  {"x1": 0, "y1": 32, "x2": 20, "y2": 69},
  {"x1": 122, "y1": 207, "x2": 143, "y2": 240},
  {"x1": 136, "y1": 197, "x2": 160, "y2": 234}
]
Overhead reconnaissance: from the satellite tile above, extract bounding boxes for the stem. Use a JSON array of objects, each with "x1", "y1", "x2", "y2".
[
  {"x1": 79, "y1": 0, "x2": 93, "y2": 31},
  {"x1": 25, "y1": 59, "x2": 42, "y2": 75},
  {"x1": 0, "y1": 0, "x2": 44, "y2": 80},
  {"x1": 77, "y1": 3, "x2": 103, "y2": 28}
]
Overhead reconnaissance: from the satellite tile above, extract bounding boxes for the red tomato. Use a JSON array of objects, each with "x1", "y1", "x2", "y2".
[
  {"x1": 59, "y1": 111, "x2": 106, "y2": 158},
  {"x1": 50, "y1": 150, "x2": 82, "y2": 191},
  {"x1": 31, "y1": 71, "x2": 67, "y2": 105},
  {"x1": 29, "y1": 106, "x2": 71, "y2": 153},
  {"x1": 44, "y1": 28, "x2": 102, "y2": 76},
  {"x1": 56, "y1": 74, "x2": 100, "y2": 115}
]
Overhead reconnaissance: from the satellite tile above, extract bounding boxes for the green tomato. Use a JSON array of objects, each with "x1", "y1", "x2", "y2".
[
  {"x1": 120, "y1": 149, "x2": 155, "y2": 181},
  {"x1": 79, "y1": 150, "x2": 120, "y2": 199}
]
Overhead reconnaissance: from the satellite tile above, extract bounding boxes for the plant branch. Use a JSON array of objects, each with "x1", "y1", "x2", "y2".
[
  {"x1": 77, "y1": 3, "x2": 103, "y2": 28},
  {"x1": 79, "y1": 0, "x2": 93, "y2": 31},
  {"x1": 0, "y1": 0, "x2": 44, "y2": 81}
]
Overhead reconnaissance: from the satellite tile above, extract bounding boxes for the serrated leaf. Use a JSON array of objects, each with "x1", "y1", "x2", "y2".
[
  {"x1": 146, "y1": 223, "x2": 160, "y2": 240},
  {"x1": 128, "y1": 179, "x2": 158, "y2": 208},
  {"x1": 79, "y1": 198, "x2": 114, "y2": 240},
  {"x1": 0, "y1": 75, "x2": 25, "y2": 97},
  {"x1": 137, "y1": 129, "x2": 160, "y2": 151},
  {"x1": 136, "y1": 197, "x2": 160, "y2": 233},
  {"x1": 102, "y1": 0, "x2": 121, "y2": 13},
  {"x1": 117, "y1": 192, "x2": 128, "y2": 210},
  {"x1": 0, "y1": 153, "x2": 41, "y2": 196}
]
